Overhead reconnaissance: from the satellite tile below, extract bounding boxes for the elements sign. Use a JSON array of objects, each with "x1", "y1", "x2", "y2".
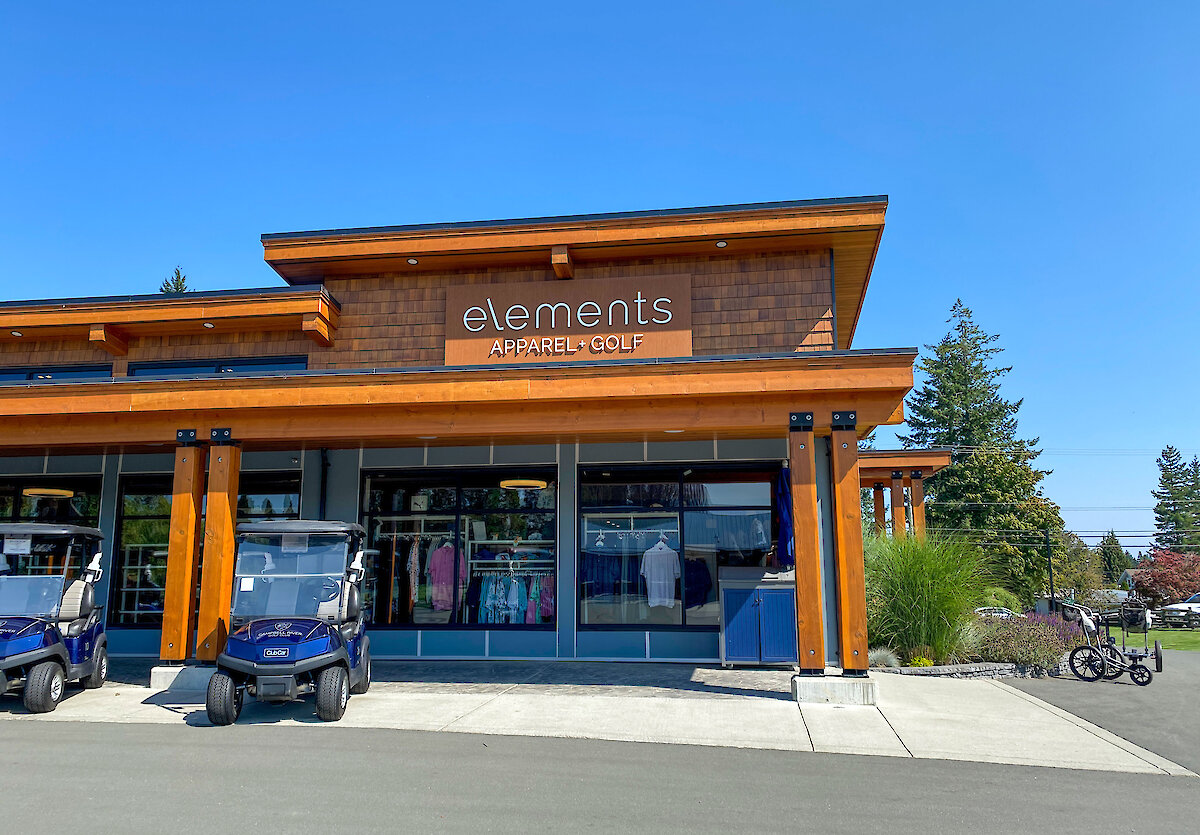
[{"x1": 444, "y1": 275, "x2": 692, "y2": 366}]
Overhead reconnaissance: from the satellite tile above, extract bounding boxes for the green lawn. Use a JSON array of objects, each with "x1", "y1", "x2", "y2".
[{"x1": 1135, "y1": 629, "x2": 1200, "y2": 651}]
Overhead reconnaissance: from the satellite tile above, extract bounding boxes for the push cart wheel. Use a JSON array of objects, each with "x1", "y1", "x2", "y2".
[
  {"x1": 23, "y1": 661, "x2": 65, "y2": 713},
  {"x1": 1129, "y1": 664, "x2": 1153, "y2": 687},
  {"x1": 1068, "y1": 646, "x2": 1106, "y2": 682},
  {"x1": 83, "y1": 646, "x2": 108, "y2": 689},
  {"x1": 1154, "y1": 640, "x2": 1163, "y2": 673},
  {"x1": 350, "y1": 651, "x2": 371, "y2": 695},
  {"x1": 1101, "y1": 645, "x2": 1124, "y2": 680},
  {"x1": 206, "y1": 672, "x2": 243, "y2": 726},
  {"x1": 316, "y1": 665, "x2": 349, "y2": 722}
]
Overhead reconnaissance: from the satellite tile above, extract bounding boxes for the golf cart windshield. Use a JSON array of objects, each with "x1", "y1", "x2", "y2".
[
  {"x1": 232, "y1": 533, "x2": 349, "y2": 619},
  {"x1": 0, "y1": 534, "x2": 78, "y2": 619}
]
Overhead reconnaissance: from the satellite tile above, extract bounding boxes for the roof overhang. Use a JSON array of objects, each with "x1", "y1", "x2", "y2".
[
  {"x1": 0, "y1": 286, "x2": 341, "y2": 354},
  {"x1": 261, "y1": 197, "x2": 887, "y2": 350},
  {"x1": 0, "y1": 348, "x2": 915, "y2": 451},
  {"x1": 859, "y1": 448, "x2": 953, "y2": 487}
]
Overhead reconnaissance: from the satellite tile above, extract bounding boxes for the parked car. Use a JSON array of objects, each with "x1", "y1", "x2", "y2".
[
  {"x1": 974, "y1": 606, "x2": 1026, "y2": 620},
  {"x1": 1162, "y1": 592, "x2": 1200, "y2": 615}
]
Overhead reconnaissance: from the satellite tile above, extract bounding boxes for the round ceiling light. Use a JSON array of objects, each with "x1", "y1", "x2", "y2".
[
  {"x1": 10, "y1": 330, "x2": 22, "y2": 337},
  {"x1": 22, "y1": 487, "x2": 75, "y2": 499},
  {"x1": 202, "y1": 322, "x2": 215, "y2": 329},
  {"x1": 417, "y1": 435, "x2": 438, "y2": 440},
  {"x1": 499, "y1": 478, "x2": 548, "y2": 490},
  {"x1": 663, "y1": 429, "x2": 685, "y2": 434},
  {"x1": 407, "y1": 258, "x2": 419, "y2": 265},
  {"x1": 715, "y1": 240, "x2": 728, "y2": 248}
]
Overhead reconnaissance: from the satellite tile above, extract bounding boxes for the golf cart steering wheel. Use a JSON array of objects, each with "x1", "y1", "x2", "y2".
[{"x1": 314, "y1": 577, "x2": 341, "y2": 604}]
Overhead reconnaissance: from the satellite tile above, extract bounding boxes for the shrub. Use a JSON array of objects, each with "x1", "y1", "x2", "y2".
[
  {"x1": 976, "y1": 614, "x2": 1080, "y2": 670},
  {"x1": 868, "y1": 647, "x2": 901, "y2": 668},
  {"x1": 979, "y1": 586, "x2": 1023, "y2": 612},
  {"x1": 1133, "y1": 549, "x2": 1200, "y2": 607},
  {"x1": 909, "y1": 656, "x2": 935, "y2": 668},
  {"x1": 865, "y1": 534, "x2": 988, "y2": 664}
]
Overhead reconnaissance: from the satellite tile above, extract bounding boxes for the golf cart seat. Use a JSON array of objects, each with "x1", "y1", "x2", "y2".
[
  {"x1": 58, "y1": 579, "x2": 96, "y2": 637},
  {"x1": 316, "y1": 579, "x2": 362, "y2": 640}
]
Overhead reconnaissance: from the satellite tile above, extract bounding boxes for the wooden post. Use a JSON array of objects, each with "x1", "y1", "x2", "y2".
[
  {"x1": 890, "y1": 470, "x2": 907, "y2": 539},
  {"x1": 195, "y1": 436, "x2": 241, "y2": 662},
  {"x1": 872, "y1": 484, "x2": 886, "y2": 536},
  {"x1": 789, "y1": 412, "x2": 825, "y2": 673},
  {"x1": 910, "y1": 471, "x2": 927, "y2": 539},
  {"x1": 160, "y1": 437, "x2": 207, "y2": 661},
  {"x1": 830, "y1": 412, "x2": 868, "y2": 673}
]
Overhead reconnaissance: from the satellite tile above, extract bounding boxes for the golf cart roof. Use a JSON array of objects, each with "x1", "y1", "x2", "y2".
[
  {"x1": 0, "y1": 523, "x2": 104, "y2": 539},
  {"x1": 236, "y1": 520, "x2": 365, "y2": 536}
]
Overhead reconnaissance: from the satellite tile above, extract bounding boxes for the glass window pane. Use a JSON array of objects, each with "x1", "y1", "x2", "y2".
[
  {"x1": 683, "y1": 480, "x2": 771, "y2": 507},
  {"x1": 462, "y1": 483, "x2": 556, "y2": 512},
  {"x1": 113, "y1": 518, "x2": 170, "y2": 626},
  {"x1": 579, "y1": 513, "x2": 681, "y2": 626},
  {"x1": 461, "y1": 513, "x2": 556, "y2": 626},
  {"x1": 580, "y1": 480, "x2": 679, "y2": 509},
  {"x1": 122, "y1": 491, "x2": 172, "y2": 517},
  {"x1": 17, "y1": 482, "x2": 100, "y2": 524},
  {"x1": 368, "y1": 516, "x2": 459, "y2": 626}
]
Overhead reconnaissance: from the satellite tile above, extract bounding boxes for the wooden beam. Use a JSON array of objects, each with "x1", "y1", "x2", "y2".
[
  {"x1": 88, "y1": 324, "x2": 128, "y2": 356},
  {"x1": 302, "y1": 312, "x2": 334, "y2": 347},
  {"x1": 830, "y1": 422, "x2": 868, "y2": 672},
  {"x1": 910, "y1": 473, "x2": 927, "y2": 539},
  {"x1": 872, "y1": 484, "x2": 886, "y2": 536},
  {"x1": 195, "y1": 444, "x2": 241, "y2": 662},
  {"x1": 890, "y1": 472, "x2": 907, "y2": 538},
  {"x1": 159, "y1": 444, "x2": 207, "y2": 661},
  {"x1": 789, "y1": 416, "x2": 825, "y2": 672},
  {"x1": 551, "y1": 244, "x2": 573, "y2": 279}
]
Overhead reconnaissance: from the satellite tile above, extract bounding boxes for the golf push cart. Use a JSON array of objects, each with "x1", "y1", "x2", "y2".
[
  {"x1": 0, "y1": 524, "x2": 109, "y2": 713},
  {"x1": 206, "y1": 521, "x2": 372, "y2": 725}
]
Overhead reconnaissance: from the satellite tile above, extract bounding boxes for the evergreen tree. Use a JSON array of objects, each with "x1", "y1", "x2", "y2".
[
  {"x1": 898, "y1": 300, "x2": 1063, "y2": 603},
  {"x1": 1097, "y1": 530, "x2": 1134, "y2": 584},
  {"x1": 1151, "y1": 446, "x2": 1200, "y2": 550},
  {"x1": 159, "y1": 266, "x2": 189, "y2": 294}
]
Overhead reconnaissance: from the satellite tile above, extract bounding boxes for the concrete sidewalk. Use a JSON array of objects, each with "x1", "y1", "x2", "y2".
[{"x1": 1, "y1": 661, "x2": 1193, "y2": 778}]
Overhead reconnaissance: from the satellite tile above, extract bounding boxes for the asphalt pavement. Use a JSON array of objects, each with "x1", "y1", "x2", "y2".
[
  {"x1": 1010, "y1": 649, "x2": 1200, "y2": 773},
  {"x1": 0, "y1": 721, "x2": 1196, "y2": 834}
]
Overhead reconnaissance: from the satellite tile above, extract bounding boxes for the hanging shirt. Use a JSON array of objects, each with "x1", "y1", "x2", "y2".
[
  {"x1": 427, "y1": 544, "x2": 457, "y2": 611},
  {"x1": 640, "y1": 543, "x2": 680, "y2": 608},
  {"x1": 407, "y1": 539, "x2": 420, "y2": 604}
]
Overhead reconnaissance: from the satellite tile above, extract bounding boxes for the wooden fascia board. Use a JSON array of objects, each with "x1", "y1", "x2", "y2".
[
  {"x1": 840, "y1": 222, "x2": 885, "y2": 349},
  {"x1": 262, "y1": 207, "x2": 887, "y2": 268},
  {"x1": 858, "y1": 449, "x2": 952, "y2": 471}
]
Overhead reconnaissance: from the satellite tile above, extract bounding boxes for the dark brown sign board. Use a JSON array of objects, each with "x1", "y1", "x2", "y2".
[{"x1": 445, "y1": 275, "x2": 692, "y2": 366}]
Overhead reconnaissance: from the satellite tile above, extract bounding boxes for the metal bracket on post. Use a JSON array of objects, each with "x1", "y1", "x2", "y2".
[
  {"x1": 210, "y1": 428, "x2": 237, "y2": 446},
  {"x1": 788, "y1": 412, "x2": 815, "y2": 433},
  {"x1": 911, "y1": 470, "x2": 923, "y2": 480},
  {"x1": 176, "y1": 429, "x2": 201, "y2": 447},
  {"x1": 891, "y1": 470, "x2": 904, "y2": 481},
  {"x1": 831, "y1": 411, "x2": 856, "y2": 432}
]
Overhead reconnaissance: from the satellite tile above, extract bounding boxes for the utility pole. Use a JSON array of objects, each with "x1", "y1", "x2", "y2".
[{"x1": 1045, "y1": 526, "x2": 1056, "y2": 613}]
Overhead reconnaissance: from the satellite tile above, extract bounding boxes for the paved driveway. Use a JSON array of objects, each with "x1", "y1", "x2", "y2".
[{"x1": 1009, "y1": 649, "x2": 1200, "y2": 773}]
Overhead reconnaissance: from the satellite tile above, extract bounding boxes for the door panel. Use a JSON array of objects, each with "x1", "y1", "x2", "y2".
[
  {"x1": 758, "y1": 588, "x2": 799, "y2": 663},
  {"x1": 722, "y1": 588, "x2": 760, "y2": 662}
]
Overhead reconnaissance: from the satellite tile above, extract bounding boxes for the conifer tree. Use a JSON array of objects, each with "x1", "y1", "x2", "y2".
[
  {"x1": 899, "y1": 300, "x2": 1063, "y2": 603},
  {"x1": 159, "y1": 266, "x2": 189, "y2": 294},
  {"x1": 1152, "y1": 447, "x2": 1200, "y2": 550},
  {"x1": 1097, "y1": 530, "x2": 1134, "y2": 584}
]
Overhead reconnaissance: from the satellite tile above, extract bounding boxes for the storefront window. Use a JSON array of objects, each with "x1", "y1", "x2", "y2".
[
  {"x1": 361, "y1": 470, "x2": 556, "y2": 629},
  {"x1": 578, "y1": 466, "x2": 780, "y2": 629},
  {"x1": 0, "y1": 477, "x2": 101, "y2": 526}
]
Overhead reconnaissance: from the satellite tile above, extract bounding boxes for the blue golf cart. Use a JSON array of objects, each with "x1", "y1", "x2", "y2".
[
  {"x1": 206, "y1": 521, "x2": 371, "y2": 724},
  {"x1": 0, "y1": 524, "x2": 108, "y2": 713}
]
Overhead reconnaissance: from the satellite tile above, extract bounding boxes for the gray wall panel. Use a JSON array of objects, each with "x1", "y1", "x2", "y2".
[
  {"x1": 361, "y1": 447, "x2": 424, "y2": 468},
  {"x1": 717, "y1": 438, "x2": 788, "y2": 460},
  {"x1": 578, "y1": 442, "x2": 643, "y2": 463},
  {"x1": 46, "y1": 455, "x2": 104, "y2": 474},
  {"x1": 492, "y1": 444, "x2": 557, "y2": 465},
  {"x1": 323, "y1": 449, "x2": 362, "y2": 524},
  {"x1": 426, "y1": 445, "x2": 491, "y2": 466},
  {"x1": 645, "y1": 440, "x2": 717, "y2": 462},
  {"x1": 0, "y1": 456, "x2": 46, "y2": 475},
  {"x1": 119, "y1": 453, "x2": 175, "y2": 473}
]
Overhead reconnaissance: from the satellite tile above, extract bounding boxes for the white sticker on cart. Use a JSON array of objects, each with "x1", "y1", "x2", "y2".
[
  {"x1": 280, "y1": 534, "x2": 308, "y2": 553},
  {"x1": 3, "y1": 535, "x2": 32, "y2": 555},
  {"x1": 240, "y1": 577, "x2": 255, "y2": 592}
]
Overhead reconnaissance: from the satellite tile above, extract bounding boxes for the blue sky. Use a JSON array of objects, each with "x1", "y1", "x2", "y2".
[{"x1": 2, "y1": 3, "x2": 1196, "y2": 551}]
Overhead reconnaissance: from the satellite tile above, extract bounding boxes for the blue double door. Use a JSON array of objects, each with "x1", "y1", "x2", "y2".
[{"x1": 722, "y1": 587, "x2": 798, "y2": 664}]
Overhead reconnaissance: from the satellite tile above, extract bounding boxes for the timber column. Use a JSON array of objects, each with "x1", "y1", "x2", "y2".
[
  {"x1": 910, "y1": 470, "x2": 927, "y2": 539},
  {"x1": 890, "y1": 470, "x2": 907, "y2": 538},
  {"x1": 789, "y1": 412, "x2": 825, "y2": 674},
  {"x1": 872, "y1": 483, "x2": 886, "y2": 535},
  {"x1": 196, "y1": 428, "x2": 242, "y2": 662},
  {"x1": 830, "y1": 411, "x2": 868, "y2": 674},
  {"x1": 159, "y1": 430, "x2": 207, "y2": 661}
]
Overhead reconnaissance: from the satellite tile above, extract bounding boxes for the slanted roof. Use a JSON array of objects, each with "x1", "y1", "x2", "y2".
[{"x1": 261, "y1": 197, "x2": 888, "y2": 350}]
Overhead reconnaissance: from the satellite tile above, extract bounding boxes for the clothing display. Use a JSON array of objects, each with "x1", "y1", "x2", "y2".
[
  {"x1": 427, "y1": 542, "x2": 463, "y2": 611},
  {"x1": 471, "y1": 571, "x2": 554, "y2": 624},
  {"x1": 683, "y1": 558, "x2": 713, "y2": 608},
  {"x1": 640, "y1": 541, "x2": 681, "y2": 608}
]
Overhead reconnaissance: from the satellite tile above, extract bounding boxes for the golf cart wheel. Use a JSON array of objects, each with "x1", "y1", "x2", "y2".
[
  {"x1": 206, "y1": 672, "x2": 243, "y2": 726},
  {"x1": 350, "y1": 651, "x2": 371, "y2": 695},
  {"x1": 1068, "y1": 646, "x2": 1106, "y2": 682},
  {"x1": 1129, "y1": 664, "x2": 1153, "y2": 687},
  {"x1": 1154, "y1": 640, "x2": 1163, "y2": 673},
  {"x1": 1101, "y1": 645, "x2": 1124, "y2": 680},
  {"x1": 23, "y1": 661, "x2": 65, "y2": 713},
  {"x1": 316, "y1": 665, "x2": 349, "y2": 722},
  {"x1": 83, "y1": 646, "x2": 108, "y2": 689}
]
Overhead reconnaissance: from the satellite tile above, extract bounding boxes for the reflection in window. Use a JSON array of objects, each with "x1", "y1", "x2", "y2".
[
  {"x1": 0, "y1": 478, "x2": 101, "y2": 526},
  {"x1": 580, "y1": 514, "x2": 680, "y2": 626},
  {"x1": 361, "y1": 471, "x2": 556, "y2": 629},
  {"x1": 112, "y1": 477, "x2": 172, "y2": 625}
]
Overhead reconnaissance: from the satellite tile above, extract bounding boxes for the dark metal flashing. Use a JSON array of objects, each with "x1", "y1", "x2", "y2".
[
  {"x1": 260, "y1": 196, "x2": 889, "y2": 243},
  {"x1": 0, "y1": 284, "x2": 339, "y2": 311},
  {"x1": 0, "y1": 346, "x2": 918, "y2": 389}
]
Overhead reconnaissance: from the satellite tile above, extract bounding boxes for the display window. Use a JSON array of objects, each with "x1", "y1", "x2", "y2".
[
  {"x1": 110, "y1": 472, "x2": 300, "y2": 627},
  {"x1": 578, "y1": 466, "x2": 782, "y2": 629},
  {"x1": 361, "y1": 469, "x2": 556, "y2": 629},
  {"x1": 0, "y1": 476, "x2": 101, "y2": 526}
]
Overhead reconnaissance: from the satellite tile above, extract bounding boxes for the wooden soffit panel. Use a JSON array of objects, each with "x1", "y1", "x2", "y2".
[
  {"x1": 0, "y1": 286, "x2": 340, "y2": 353},
  {"x1": 0, "y1": 350, "x2": 915, "y2": 449}
]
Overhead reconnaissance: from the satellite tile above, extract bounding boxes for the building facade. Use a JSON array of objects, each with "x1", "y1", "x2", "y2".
[{"x1": 0, "y1": 197, "x2": 914, "y2": 673}]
